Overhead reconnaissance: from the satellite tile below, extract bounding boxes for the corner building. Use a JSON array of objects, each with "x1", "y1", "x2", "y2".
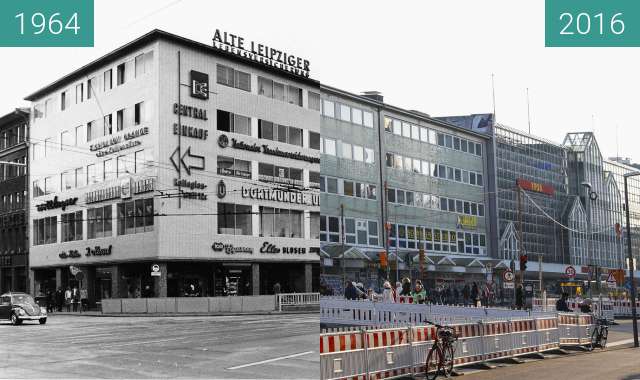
[{"x1": 26, "y1": 30, "x2": 320, "y2": 304}]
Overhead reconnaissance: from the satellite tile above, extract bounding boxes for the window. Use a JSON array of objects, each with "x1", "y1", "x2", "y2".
[
  {"x1": 32, "y1": 180, "x2": 44, "y2": 198},
  {"x1": 61, "y1": 170, "x2": 74, "y2": 190},
  {"x1": 33, "y1": 216, "x2": 57, "y2": 245},
  {"x1": 117, "y1": 198, "x2": 153, "y2": 235},
  {"x1": 87, "y1": 120, "x2": 97, "y2": 141},
  {"x1": 287, "y1": 85, "x2": 302, "y2": 106},
  {"x1": 75, "y1": 125, "x2": 85, "y2": 146},
  {"x1": 104, "y1": 159, "x2": 114, "y2": 180},
  {"x1": 60, "y1": 91, "x2": 68, "y2": 111},
  {"x1": 402, "y1": 122, "x2": 411, "y2": 138},
  {"x1": 309, "y1": 171, "x2": 320, "y2": 188},
  {"x1": 216, "y1": 64, "x2": 250, "y2": 92},
  {"x1": 258, "y1": 76, "x2": 273, "y2": 97},
  {"x1": 75, "y1": 167, "x2": 85, "y2": 188},
  {"x1": 339, "y1": 104, "x2": 351, "y2": 122},
  {"x1": 134, "y1": 102, "x2": 143, "y2": 125},
  {"x1": 308, "y1": 92, "x2": 321, "y2": 111},
  {"x1": 88, "y1": 205, "x2": 112, "y2": 239},
  {"x1": 322, "y1": 100, "x2": 335, "y2": 118},
  {"x1": 60, "y1": 130, "x2": 72, "y2": 149},
  {"x1": 135, "y1": 54, "x2": 145, "y2": 77},
  {"x1": 365, "y1": 148, "x2": 375, "y2": 164},
  {"x1": 104, "y1": 114, "x2": 113, "y2": 135},
  {"x1": 104, "y1": 69, "x2": 113, "y2": 91},
  {"x1": 87, "y1": 77, "x2": 96, "y2": 99},
  {"x1": 217, "y1": 156, "x2": 251, "y2": 179},
  {"x1": 116, "y1": 109, "x2": 124, "y2": 131},
  {"x1": 62, "y1": 211, "x2": 83, "y2": 242},
  {"x1": 351, "y1": 108, "x2": 363, "y2": 125},
  {"x1": 310, "y1": 212, "x2": 320, "y2": 240},
  {"x1": 217, "y1": 110, "x2": 250, "y2": 136},
  {"x1": 218, "y1": 203, "x2": 252, "y2": 235},
  {"x1": 260, "y1": 207, "x2": 304, "y2": 238},
  {"x1": 87, "y1": 164, "x2": 96, "y2": 185},
  {"x1": 353, "y1": 145, "x2": 364, "y2": 161},
  {"x1": 341, "y1": 142, "x2": 352, "y2": 160},
  {"x1": 117, "y1": 63, "x2": 125, "y2": 85},
  {"x1": 324, "y1": 138, "x2": 336, "y2": 156},
  {"x1": 75, "y1": 83, "x2": 84, "y2": 103},
  {"x1": 320, "y1": 215, "x2": 340, "y2": 243},
  {"x1": 309, "y1": 131, "x2": 320, "y2": 150},
  {"x1": 44, "y1": 176, "x2": 54, "y2": 194}
]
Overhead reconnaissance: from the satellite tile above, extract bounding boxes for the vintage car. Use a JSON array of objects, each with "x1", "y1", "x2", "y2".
[{"x1": 0, "y1": 292, "x2": 47, "y2": 325}]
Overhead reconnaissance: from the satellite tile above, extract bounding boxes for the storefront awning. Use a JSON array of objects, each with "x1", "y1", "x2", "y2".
[{"x1": 320, "y1": 244, "x2": 371, "y2": 261}]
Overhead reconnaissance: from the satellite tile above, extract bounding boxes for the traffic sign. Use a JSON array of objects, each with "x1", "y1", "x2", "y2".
[
  {"x1": 151, "y1": 264, "x2": 161, "y2": 277},
  {"x1": 565, "y1": 266, "x2": 576, "y2": 278},
  {"x1": 503, "y1": 282, "x2": 515, "y2": 289},
  {"x1": 503, "y1": 270, "x2": 515, "y2": 282},
  {"x1": 606, "y1": 272, "x2": 616, "y2": 287}
]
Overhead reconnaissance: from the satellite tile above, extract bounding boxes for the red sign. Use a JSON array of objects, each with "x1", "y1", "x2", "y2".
[
  {"x1": 565, "y1": 266, "x2": 576, "y2": 278},
  {"x1": 516, "y1": 179, "x2": 554, "y2": 196}
]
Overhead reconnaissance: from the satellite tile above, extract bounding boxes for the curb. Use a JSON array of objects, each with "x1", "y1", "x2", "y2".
[{"x1": 45, "y1": 310, "x2": 318, "y2": 318}]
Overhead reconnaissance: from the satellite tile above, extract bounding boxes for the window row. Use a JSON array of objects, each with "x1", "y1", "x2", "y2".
[
  {"x1": 0, "y1": 157, "x2": 26, "y2": 181},
  {"x1": 33, "y1": 150, "x2": 153, "y2": 197},
  {"x1": 439, "y1": 196, "x2": 485, "y2": 217},
  {"x1": 319, "y1": 176, "x2": 377, "y2": 200},
  {"x1": 218, "y1": 156, "x2": 252, "y2": 179},
  {"x1": 257, "y1": 76, "x2": 303, "y2": 107},
  {"x1": 0, "y1": 192, "x2": 25, "y2": 213},
  {"x1": 217, "y1": 203, "x2": 319, "y2": 239},
  {"x1": 386, "y1": 187, "x2": 485, "y2": 217},
  {"x1": 320, "y1": 215, "x2": 379, "y2": 247},
  {"x1": 33, "y1": 199, "x2": 154, "y2": 245},
  {"x1": 389, "y1": 223, "x2": 486, "y2": 255},
  {"x1": 0, "y1": 124, "x2": 26, "y2": 150},
  {"x1": 320, "y1": 138, "x2": 375, "y2": 164},
  {"x1": 217, "y1": 64, "x2": 251, "y2": 92},
  {"x1": 258, "y1": 120, "x2": 303, "y2": 147},
  {"x1": 258, "y1": 163, "x2": 304, "y2": 187},
  {"x1": 385, "y1": 152, "x2": 484, "y2": 187},
  {"x1": 384, "y1": 116, "x2": 483, "y2": 157},
  {"x1": 35, "y1": 51, "x2": 154, "y2": 121},
  {"x1": 322, "y1": 100, "x2": 374, "y2": 128}
]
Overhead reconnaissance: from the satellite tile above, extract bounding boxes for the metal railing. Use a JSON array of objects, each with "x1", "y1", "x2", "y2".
[{"x1": 276, "y1": 292, "x2": 320, "y2": 312}]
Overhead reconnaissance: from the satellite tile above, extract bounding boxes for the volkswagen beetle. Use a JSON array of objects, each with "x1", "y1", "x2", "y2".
[{"x1": 0, "y1": 292, "x2": 47, "y2": 325}]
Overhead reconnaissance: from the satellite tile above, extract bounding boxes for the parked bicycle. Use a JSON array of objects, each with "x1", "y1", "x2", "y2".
[
  {"x1": 588, "y1": 316, "x2": 609, "y2": 351},
  {"x1": 425, "y1": 321, "x2": 458, "y2": 380}
]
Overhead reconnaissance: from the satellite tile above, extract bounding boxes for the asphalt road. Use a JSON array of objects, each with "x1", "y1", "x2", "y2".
[{"x1": 0, "y1": 313, "x2": 318, "y2": 379}]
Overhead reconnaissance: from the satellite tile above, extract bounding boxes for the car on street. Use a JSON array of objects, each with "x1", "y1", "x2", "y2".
[{"x1": 0, "y1": 292, "x2": 47, "y2": 325}]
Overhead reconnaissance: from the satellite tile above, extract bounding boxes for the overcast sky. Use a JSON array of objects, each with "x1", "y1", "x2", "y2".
[{"x1": 3, "y1": 0, "x2": 638, "y2": 161}]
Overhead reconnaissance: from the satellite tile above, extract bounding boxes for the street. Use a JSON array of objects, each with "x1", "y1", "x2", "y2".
[{"x1": 0, "y1": 313, "x2": 318, "y2": 379}]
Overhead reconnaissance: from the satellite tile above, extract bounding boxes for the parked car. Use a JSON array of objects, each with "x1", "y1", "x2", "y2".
[{"x1": 0, "y1": 292, "x2": 47, "y2": 325}]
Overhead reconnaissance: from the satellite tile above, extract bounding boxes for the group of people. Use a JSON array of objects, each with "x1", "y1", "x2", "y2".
[
  {"x1": 344, "y1": 278, "x2": 500, "y2": 306},
  {"x1": 45, "y1": 287, "x2": 88, "y2": 312},
  {"x1": 555, "y1": 292, "x2": 593, "y2": 313}
]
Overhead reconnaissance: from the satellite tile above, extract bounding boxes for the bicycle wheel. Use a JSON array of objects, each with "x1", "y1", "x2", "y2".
[
  {"x1": 425, "y1": 345, "x2": 442, "y2": 380},
  {"x1": 441, "y1": 344, "x2": 455, "y2": 378},
  {"x1": 588, "y1": 327, "x2": 598, "y2": 351},
  {"x1": 600, "y1": 327, "x2": 608, "y2": 349}
]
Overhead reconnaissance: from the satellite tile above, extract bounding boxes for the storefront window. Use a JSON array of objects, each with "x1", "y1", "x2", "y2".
[
  {"x1": 218, "y1": 203, "x2": 252, "y2": 235},
  {"x1": 117, "y1": 198, "x2": 153, "y2": 236}
]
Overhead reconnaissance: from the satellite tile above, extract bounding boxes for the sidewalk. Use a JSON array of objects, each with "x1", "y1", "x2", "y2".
[{"x1": 44, "y1": 310, "x2": 318, "y2": 317}]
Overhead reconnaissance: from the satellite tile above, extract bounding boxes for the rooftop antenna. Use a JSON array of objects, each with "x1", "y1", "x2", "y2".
[
  {"x1": 526, "y1": 88, "x2": 531, "y2": 134},
  {"x1": 491, "y1": 73, "x2": 497, "y2": 120}
]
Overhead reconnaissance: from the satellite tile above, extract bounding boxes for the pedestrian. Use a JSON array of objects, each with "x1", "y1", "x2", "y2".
[
  {"x1": 55, "y1": 287, "x2": 63, "y2": 312},
  {"x1": 411, "y1": 280, "x2": 427, "y2": 304},
  {"x1": 515, "y1": 284, "x2": 524, "y2": 310},
  {"x1": 356, "y1": 282, "x2": 367, "y2": 300},
  {"x1": 72, "y1": 287, "x2": 80, "y2": 312},
  {"x1": 395, "y1": 282, "x2": 402, "y2": 298},
  {"x1": 400, "y1": 277, "x2": 412, "y2": 297},
  {"x1": 273, "y1": 282, "x2": 281, "y2": 295},
  {"x1": 366, "y1": 287, "x2": 378, "y2": 301},
  {"x1": 344, "y1": 281, "x2": 358, "y2": 300},
  {"x1": 556, "y1": 292, "x2": 570, "y2": 312},
  {"x1": 462, "y1": 284, "x2": 470, "y2": 306},
  {"x1": 471, "y1": 283, "x2": 479, "y2": 307},
  {"x1": 46, "y1": 289, "x2": 54, "y2": 313},
  {"x1": 453, "y1": 287, "x2": 460, "y2": 305},
  {"x1": 579, "y1": 299, "x2": 592, "y2": 313},
  {"x1": 80, "y1": 288, "x2": 88, "y2": 312},
  {"x1": 381, "y1": 281, "x2": 395, "y2": 303},
  {"x1": 64, "y1": 287, "x2": 72, "y2": 312}
]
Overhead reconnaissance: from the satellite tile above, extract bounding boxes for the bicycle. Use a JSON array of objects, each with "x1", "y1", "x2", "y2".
[
  {"x1": 588, "y1": 316, "x2": 609, "y2": 351},
  {"x1": 425, "y1": 322, "x2": 458, "y2": 380}
]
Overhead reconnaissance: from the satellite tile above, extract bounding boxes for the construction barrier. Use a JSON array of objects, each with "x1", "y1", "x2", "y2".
[
  {"x1": 320, "y1": 312, "x2": 593, "y2": 380},
  {"x1": 612, "y1": 299, "x2": 640, "y2": 317}
]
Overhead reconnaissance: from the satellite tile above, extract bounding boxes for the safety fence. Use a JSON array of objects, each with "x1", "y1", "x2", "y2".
[
  {"x1": 321, "y1": 298, "x2": 556, "y2": 327},
  {"x1": 612, "y1": 299, "x2": 640, "y2": 317},
  {"x1": 320, "y1": 313, "x2": 592, "y2": 380},
  {"x1": 276, "y1": 292, "x2": 320, "y2": 311}
]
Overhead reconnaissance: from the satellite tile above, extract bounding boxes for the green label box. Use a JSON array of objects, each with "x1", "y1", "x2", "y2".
[
  {"x1": 0, "y1": 0, "x2": 94, "y2": 47},
  {"x1": 546, "y1": 0, "x2": 640, "y2": 47}
]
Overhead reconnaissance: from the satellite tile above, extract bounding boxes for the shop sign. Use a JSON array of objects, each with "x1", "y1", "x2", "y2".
[
  {"x1": 516, "y1": 178, "x2": 554, "y2": 196},
  {"x1": 217, "y1": 180, "x2": 226, "y2": 199},
  {"x1": 190, "y1": 70, "x2": 209, "y2": 100},
  {"x1": 85, "y1": 178, "x2": 155, "y2": 204},
  {"x1": 172, "y1": 103, "x2": 208, "y2": 120},
  {"x1": 219, "y1": 135, "x2": 320, "y2": 164},
  {"x1": 211, "y1": 242, "x2": 253, "y2": 255},
  {"x1": 59, "y1": 249, "x2": 81, "y2": 259},
  {"x1": 169, "y1": 146, "x2": 205, "y2": 175},
  {"x1": 212, "y1": 29, "x2": 310, "y2": 78},
  {"x1": 173, "y1": 123, "x2": 208, "y2": 140},
  {"x1": 241, "y1": 186, "x2": 319, "y2": 206},
  {"x1": 90, "y1": 127, "x2": 149, "y2": 157},
  {"x1": 457, "y1": 215, "x2": 477, "y2": 230},
  {"x1": 259, "y1": 242, "x2": 307, "y2": 255},
  {"x1": 36, "y1": 196, "x2": 78, "y2": 212},
  {"x1": 174, "y1": 178, "x2": 208, "y2": 200},
  {"x1": 86, "y1": 245, "x2": 112, "y2": 257}
]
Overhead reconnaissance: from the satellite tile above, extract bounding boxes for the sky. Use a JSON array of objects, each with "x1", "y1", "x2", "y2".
[{"x1": 2, "y1": 0, "x2": 639, "y2": 162}]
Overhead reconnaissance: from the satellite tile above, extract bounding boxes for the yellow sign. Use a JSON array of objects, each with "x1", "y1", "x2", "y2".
[
  {"x1": 560, "y1": 282, "x2": 580, "y2": 287},
  {"x1": 457, "y1": 215, "x2": 478, "y2": 230}
]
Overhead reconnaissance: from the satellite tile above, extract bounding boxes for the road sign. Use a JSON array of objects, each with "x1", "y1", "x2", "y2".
[
  {"x1": 170, "y1": 146, "x2": 205, "y2": 175},
  {"x1": 606, "y1": 272, "x2": 617, "y2": 287},
  {"x1": 503, "y1": 282, "x2": 514, "y2": 289},
  {"x1": 503, "y1": 270, "x2": 515, "y2": 282},
  {"x1": 151, "y1": 264, "x2": 161, "y2": 277},
  {"x1": 565, "y1": 265, "x2": 576, "y2": 278},
  {"x1": 560, "y1": 282, "x2": 580, "y2": 287}
]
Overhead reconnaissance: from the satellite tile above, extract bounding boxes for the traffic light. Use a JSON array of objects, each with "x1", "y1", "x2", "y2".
[
  {"x1": 519, "y1": 254, "x2": 528, "y2": 272},
  {"x1": 379, "y1": 251, "x2": 388, "y2": 269}
]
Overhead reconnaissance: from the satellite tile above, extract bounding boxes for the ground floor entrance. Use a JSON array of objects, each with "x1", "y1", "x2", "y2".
[
  {"x1": 0, "y1": 254, "x2": 28, "y2": 294},
  {"x1": 31, "y1": 260, "x2": 319, "y2": 309}
]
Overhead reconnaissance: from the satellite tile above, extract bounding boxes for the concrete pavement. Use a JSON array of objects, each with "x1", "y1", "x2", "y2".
[{"x1": 0, "y1": 313, "x2": 318, "y2": 379}]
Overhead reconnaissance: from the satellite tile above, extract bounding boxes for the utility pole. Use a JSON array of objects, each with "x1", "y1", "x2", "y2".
[
  {"x1": 517, "y1": 185, "x2": 524, "y2": 285},
  {"x1": 384, "y1": 181, "x2": 390, "y2": 282},
  {"x1": 341, "y1": 203, "x2": 346, "y2": 286},
  {"x1": 623, "y1": 173, "x2": 639, "y2": 347},
  {"x1": 538, "y1": 252, "x2": 543, "y2": 299}
]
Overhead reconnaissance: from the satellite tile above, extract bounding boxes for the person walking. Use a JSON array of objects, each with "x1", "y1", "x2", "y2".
[
  {"x1": 556, "y1": 292, "x2": 570, "y2": 312},
  {"x1": 46, "y1": 289, "x2": 54, "y2": 313},
  {"x1": 64, "y1": 287, "x2": 72, "y2": 312},
  {"x1": 273, "y1": 282, "x2": 281, "y2": 295},
  {"x1": 411, "y1": 280, "x2": 427, "y2": 304},
  {"x1": 400, "y1": 278, "x2": 412, "y2": 297},
  {"x1": 381, "y1": 281, "x2": 395, "y2": 303},
  {"x1": 395, "y1": 282, "x2": 403, "y2": 298},
  {"x1": 471, "y1": 283, "x2": 479, "y2": 307},
  {"x1": 515, "y1": 284, "x2": 524, "y2": 310},
  {"x1": 80, "y1": 288, "x2": 88, "y2": 312},
  {"x1": 55, "y1": 287, "x2": 63, "y2": 312},
  {"x1": 72, "y1": 287, "x2": 80, "y2": 312},
  {"x1": 344, "y1": 281, "x2": 358, "y2": 300},
  {"x1": 462, "y1": 284, "x2": 470, "y2": 306}
]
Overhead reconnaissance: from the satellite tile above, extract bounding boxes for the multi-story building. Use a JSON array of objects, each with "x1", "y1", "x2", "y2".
[
  {"x1": 26, "y1": 29, "x2": 320, "y2": 304},
  {"x1": 0, "y1": 108, "x2": 29, "y2": 293},
  {"x1": 320, "y1": 87, "x2": 493, "y2": 292}
]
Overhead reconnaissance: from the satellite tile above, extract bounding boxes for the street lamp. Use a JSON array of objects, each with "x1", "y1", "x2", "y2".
[
  {"x1": 581, "y1": 181, "x2": 598, "y2": 298},
  {"x1": 623, "y1": 173, "x2": 639, "y2": 348}
]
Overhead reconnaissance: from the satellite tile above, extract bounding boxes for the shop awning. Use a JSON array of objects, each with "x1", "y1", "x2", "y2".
[{"x1": 320, "y1": 244, "x2": 371, "y2": 261}]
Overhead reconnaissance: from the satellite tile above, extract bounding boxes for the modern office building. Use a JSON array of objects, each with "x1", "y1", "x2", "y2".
[
  {"x1": 0, "y1": 108, "x2": 29, "y2": 293},
  {"x1": 26, "y1": 29, "x2": 320, "y2": 305},
  {"x1": 319, "y1": 87, "x2": 493, "y2": 292}
]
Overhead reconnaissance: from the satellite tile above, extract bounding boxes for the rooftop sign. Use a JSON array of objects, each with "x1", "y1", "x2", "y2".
[{"x1": 212, "y1": 29, "x2": 310, "y2": 78}]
